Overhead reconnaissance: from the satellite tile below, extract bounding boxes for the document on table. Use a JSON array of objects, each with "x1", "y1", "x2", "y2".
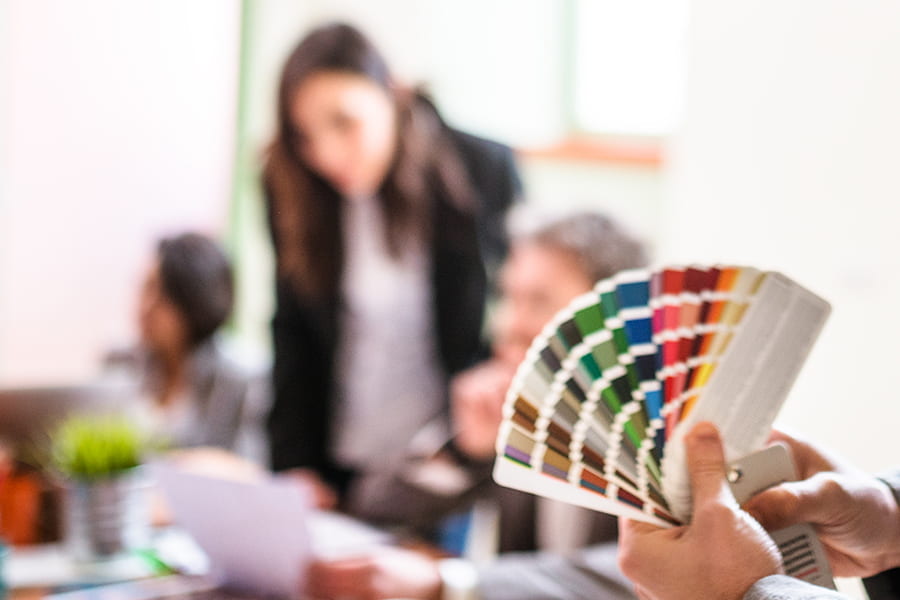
[{"x1": 152, "y1": 463, "x2": 315, "y2": 596}]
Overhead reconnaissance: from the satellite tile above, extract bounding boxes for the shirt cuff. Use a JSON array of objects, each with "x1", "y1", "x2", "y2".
[
  {"x1": 438, "y1": 558, "x2": 480, "y2": 600},
  {"x1": 743, "y1": 574, "x2": 847, "y2": 600},
  {"x1": 877, "y1": 471, "x2": 900, "y2": 507}
]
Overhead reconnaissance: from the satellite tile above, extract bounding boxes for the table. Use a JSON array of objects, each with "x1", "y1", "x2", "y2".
[{"x1": 6, "y1": 528, "x2": 208, "y2": 598}]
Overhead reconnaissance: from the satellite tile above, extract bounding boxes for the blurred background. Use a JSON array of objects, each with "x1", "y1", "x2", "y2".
[{"x1": 1, "y1": 0, "x2": 898, "y2": 478}]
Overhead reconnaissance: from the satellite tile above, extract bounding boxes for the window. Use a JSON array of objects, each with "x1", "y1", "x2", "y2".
[{"x1": 570, "y1": 0, "x2": 690, "y2": 137}]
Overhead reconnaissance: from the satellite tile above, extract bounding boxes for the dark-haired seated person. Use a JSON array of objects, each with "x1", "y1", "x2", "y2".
[{"x1": 105, "y1": 232, "x2": 268, "y2": 465}]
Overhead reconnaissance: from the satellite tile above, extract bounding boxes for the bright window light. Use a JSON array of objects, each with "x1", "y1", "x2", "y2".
[{"x1": 573, "y1": 0, "x2": 690, "y2": 136}]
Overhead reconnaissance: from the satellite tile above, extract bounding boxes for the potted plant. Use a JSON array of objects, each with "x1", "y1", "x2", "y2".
[{"x1": 51, "y1": 414, "x2": 151, "y2": 561}]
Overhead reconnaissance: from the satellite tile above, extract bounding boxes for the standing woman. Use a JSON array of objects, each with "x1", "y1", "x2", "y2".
[{"x1": 263, "y1": 23, "x2": 521, "y2": 519}]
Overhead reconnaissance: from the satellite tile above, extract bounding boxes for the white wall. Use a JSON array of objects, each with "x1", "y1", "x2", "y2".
[
  {"x1": 1, "y1": 1, "x2": 666, "y2": 383},
  {"x1": 663, "y1": 0, "x2": 900, "y2": 473},
  {"x1": 520, "y1": 158, "x2": 663, "y2": 251},
  {"x1": 0, "y1": 0, "x2": 241, "y2": 384}
]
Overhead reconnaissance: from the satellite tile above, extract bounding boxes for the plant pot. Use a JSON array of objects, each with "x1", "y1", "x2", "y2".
[{"x1": 64, "y1": 468, "x2": 150, "y2": 562}]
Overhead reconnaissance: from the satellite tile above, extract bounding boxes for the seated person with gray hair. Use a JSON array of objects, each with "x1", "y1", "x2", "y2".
[{"x1": 305, "y1": 211, "x2": 649, "y2": 600}]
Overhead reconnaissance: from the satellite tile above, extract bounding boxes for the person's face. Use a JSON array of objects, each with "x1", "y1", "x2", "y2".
[
  {"x1": 137, "y1": 262, "x2": 188, "y2": 356},
  {"x1": 493, "y1": 242, "x2": 595, "y2": 367},
  {"x1": 289, "y1": 70, "x2": 397, "y2": 198}
]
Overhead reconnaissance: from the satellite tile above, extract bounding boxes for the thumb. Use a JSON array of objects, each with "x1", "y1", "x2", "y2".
[{"x1": 685, "y1": 421, "x2": 733, "y2": 507}]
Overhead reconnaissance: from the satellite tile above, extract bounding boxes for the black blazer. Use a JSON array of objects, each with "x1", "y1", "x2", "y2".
[{"x1": 265, "y1": 128, "x2": 521, "y2": 493}]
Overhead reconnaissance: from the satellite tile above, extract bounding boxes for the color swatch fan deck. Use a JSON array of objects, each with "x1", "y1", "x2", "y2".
[{"x1": 493, "y1": 265, "x2": 831, "y2": 525}]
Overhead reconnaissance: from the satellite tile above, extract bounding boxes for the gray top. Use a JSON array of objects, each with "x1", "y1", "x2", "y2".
[
  {"x1": 105, "y1": 339, "x2": 270, "y2": 465},
  {"x1": 332, "y1": 194, "x2": 444, "y2": 471}
]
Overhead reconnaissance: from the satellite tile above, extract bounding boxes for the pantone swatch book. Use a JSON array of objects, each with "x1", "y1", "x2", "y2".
[{"x1": 493, "y1": 264, "x2": 831, "y2": 528}]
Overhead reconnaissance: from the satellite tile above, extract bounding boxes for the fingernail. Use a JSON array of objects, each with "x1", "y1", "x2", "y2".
[{"x1": 690, "y1": 421, "x2": 719, "y2": 442}]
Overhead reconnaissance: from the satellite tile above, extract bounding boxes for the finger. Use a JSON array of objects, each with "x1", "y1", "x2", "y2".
[
  {"x1": 767, "y1": 426, "x2": 801, "y2": 444},
  {"x1": 305, "y1": 560, "x2": 333, "y2": 597},
  {"x1": 617, "y1": 517, "x2": 683, "y2": 580},
  {"x1": 744, "y1": 474, "x2": 834, "y2": 531},
  {"x1": 766, "y1": 429, "x2": 797, "y2": 452},
  {"x1": 684, "y1": 421, "x2": 732, "y2": 506},
  {"x1": 306, "y1": 560, "x2": 339, "y2": 597},
  {"x1": 617, "y1": 518, "x2": 651, "y2": 581},
  {"x1": 768, "y1": 429, "x2": 842, "y2": 476},
  {"x1": 618, "y1": 515, "x2": 684, "y2": 542},
  {"x1": 618, "y1": 516, "x2": 664, "y2": 538},
  {"x1": 306, "y1": 558, "x2": 371, "y2": 598},
  {"x1": 767, "y1": 430, "x2": 818, "y2": 477}
]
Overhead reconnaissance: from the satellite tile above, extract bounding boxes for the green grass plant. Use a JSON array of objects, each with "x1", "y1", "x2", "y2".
[{"x1": 52, "y1": 415, "x2": 146, "y2": 480}]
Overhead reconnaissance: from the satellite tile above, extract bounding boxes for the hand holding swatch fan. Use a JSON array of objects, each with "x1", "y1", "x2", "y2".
[{"x1": 492, "y1": 265, "x2": 836, "y2": 587}]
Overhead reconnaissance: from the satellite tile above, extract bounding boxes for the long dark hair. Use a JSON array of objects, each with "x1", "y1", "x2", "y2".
[
  {"x1": 157, "y1": 233, "x2": 234, "y2": 348},
  {"x1": 263, "y1": 22, "x2": 472, "y2": 299}
]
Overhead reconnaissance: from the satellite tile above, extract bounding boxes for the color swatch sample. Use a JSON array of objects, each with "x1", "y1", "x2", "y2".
[{"x1": 493, "y1": 265, "x2": 831, "y2": 525}]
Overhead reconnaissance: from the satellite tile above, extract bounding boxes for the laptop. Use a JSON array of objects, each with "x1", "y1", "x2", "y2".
[{"x1": 0, "y1": 381, "x2": 137, "y2": 448}]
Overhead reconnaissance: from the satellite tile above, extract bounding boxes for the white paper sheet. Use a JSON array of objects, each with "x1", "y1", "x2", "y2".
[{"x1": 150, "y1": 463, "x2": 313, "y2": 598}]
